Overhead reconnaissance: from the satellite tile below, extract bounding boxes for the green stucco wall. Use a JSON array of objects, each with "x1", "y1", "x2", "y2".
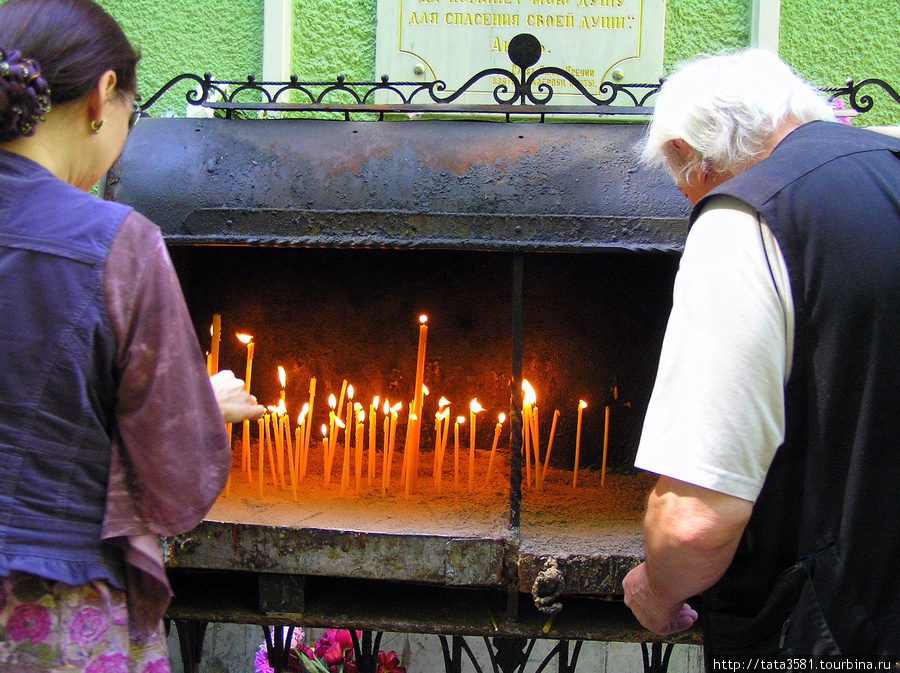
[
  {"x1": 780, "y1": 0, "x2": 900, "y2": 127},
  {"x1": 95, "y1": 0, "x2": 899, "y2": 125},
  {"x1": 97, "y1": 0, "x2": 263, "y2": 117}
]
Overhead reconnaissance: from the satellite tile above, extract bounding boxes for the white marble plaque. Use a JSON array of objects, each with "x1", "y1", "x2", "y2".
[{"x1": 375, "y1": 0, "x2": 665, "y2": 106}]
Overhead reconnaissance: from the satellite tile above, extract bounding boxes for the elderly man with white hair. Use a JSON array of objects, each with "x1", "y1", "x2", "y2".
[{"x1": 622, "y1": 49, "x2": 900, "y2": 662}]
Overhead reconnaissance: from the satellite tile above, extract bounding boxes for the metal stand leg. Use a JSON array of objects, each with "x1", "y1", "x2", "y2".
[
  {"x1": 640, "y1": 642, "x2": 675, "y2": 673},
  {"x1": 349, "y1": 629, "x2": 382, "y2": 673},
  {"x1": 262, "y1": 625, "x2": 298, "y2": 673},
  {"x1": 172, "y1": 620, "x2": 208, "y2": 673}
]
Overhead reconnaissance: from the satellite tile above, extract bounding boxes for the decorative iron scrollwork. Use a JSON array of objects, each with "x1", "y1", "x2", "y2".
[
  {"x1": 826, "y1": 77, "x2": 900, "y2": 115},
  {"x1": 138, "y1": 33, "x2": 899, "y2": 122}
]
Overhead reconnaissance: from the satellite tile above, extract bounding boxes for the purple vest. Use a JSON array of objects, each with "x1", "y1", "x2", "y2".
[
  {"x1": 0, "y1": 149, "x2": 130, "y2": 588},
  {"x1": 693, "y1": 122, "x2": 900, "y2": 659}
]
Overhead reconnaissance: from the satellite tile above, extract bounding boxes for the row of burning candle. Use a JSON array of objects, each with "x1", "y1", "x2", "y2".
[{"x1": 206, "y1": 314, "x2": 610, "y2": 500}]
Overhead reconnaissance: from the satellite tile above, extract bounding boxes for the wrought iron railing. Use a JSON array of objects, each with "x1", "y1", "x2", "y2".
[{"x1": 139, "y1": 33, "x2": 900, "y2": 123}]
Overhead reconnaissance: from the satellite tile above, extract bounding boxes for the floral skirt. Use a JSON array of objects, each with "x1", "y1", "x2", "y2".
[{"x1": 0, "y1": 571, "x2": 170, "y2": 673}]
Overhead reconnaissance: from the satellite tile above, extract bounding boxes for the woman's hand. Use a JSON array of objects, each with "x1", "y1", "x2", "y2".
[{"x1": 210, "y1": 370, "x2": 265, "y2": 423}]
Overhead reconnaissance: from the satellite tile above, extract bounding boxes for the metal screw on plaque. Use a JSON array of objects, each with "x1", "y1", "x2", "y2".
[
  {"x1": 414, "y1": 63, "x2": 425, "y2": 76},
  {"x1": 507, "y1": 33, "x2": 543, "y2": 71},
  {"x1": 612, "y1": 69, "x2": 625, "y2": 81}
]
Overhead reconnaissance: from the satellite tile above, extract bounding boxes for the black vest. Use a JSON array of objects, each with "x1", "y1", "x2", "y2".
[{"x1": 692, "y1": 122, "x2": 900, "y2": 659}]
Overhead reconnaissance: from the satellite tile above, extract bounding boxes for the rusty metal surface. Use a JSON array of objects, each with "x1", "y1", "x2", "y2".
[
  {"x1": 105, "y1": 119, "x2": 689, "y2": 252},
  {"x1": 164, "y1": 521, "x2": 510, "y2": 588},
  {"x1": 164, "y1": 568, "x2": 704, "y2": 644}
]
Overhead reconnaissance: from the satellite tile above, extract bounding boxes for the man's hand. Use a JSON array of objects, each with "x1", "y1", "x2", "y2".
[
  {"x1": 623, "y1": 562, "x2": 698, "y2": 635},
  {"x1": 623, "y1": 477, "x2": 753, "y2": 636}
]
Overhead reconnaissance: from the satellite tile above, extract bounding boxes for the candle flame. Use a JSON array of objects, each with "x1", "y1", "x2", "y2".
[
  {"x1": 579, "y1": 399, "x2": 588, "y2": 409},
  {"x1": 522, "y1": 379, "x2": 537, "y2": 407},
  {"x1": 328, "y1": 394, "x2": 336, "y2": 409},
  {"x1": 456, "y1": 416, "x2": 466, "y2": 425},
  {"x1": 390, "y1": 402, "x2": 402, "y2": 414},
  {"x1": 301, "y1": 402, "x2": 309, "y2": 415},
  {"x1": 347, "y1": 384, "x2": 354, "y2": 400},
  {"x1": 422, "y1": 384, "x2": 429, "y2": 396},
  {"x1": 236, "y1": 333, "x2": 252, "y2": 344},
  {"x1": 273, "y1": 399, "x2": 286, "y2": 415},
  {"x1": 438, "y1": 396, "x2": 450, "y2": 408},
  {"x1": 358, "y1": 409, "x2": 366, "y2": 423},
  {"x1": 373, "y1": 396, "x2": 379, "y2": 408},
  {"x1": 383, "y1": 400, "x2": 390, "y2": 415},
  {"x1": 498, "y1": 412, "x2": 506, "y2": 424},
  {"x1": 439, "y1": 408, "x2": 450, "y2": 421},
  {"x1": 278, "y1": 366, "x2": 286, "y2": 388},
  {"x1": 335, "y1": 417, "x2": 346, "y2": 429},
  {"x1": 354, "y1": 402, "x2": 362, "y2": 411},
  {"x1": 419, "y1": 315, "x2": 428, "y2": 324},
  {"x1": 469, "y1": 398, "x2": 484, "y2": 413},
  {"x1": 321, "y1": 424, "x2": 328, "y2": 437}
]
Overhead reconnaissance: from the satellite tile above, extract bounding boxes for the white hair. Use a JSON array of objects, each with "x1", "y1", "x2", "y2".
[{"x1": 642, "y1": 49, "x2": 837, "y2": 183}]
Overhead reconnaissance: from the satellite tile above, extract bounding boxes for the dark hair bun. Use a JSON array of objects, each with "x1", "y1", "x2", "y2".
[{"x1": 0, "y1": 48, "x2": 52, "y2": 142}]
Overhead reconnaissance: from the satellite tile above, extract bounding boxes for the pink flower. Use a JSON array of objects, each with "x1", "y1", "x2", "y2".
[
  {"x1": 70, "y1": 607, "x2": 107, "y2": 646},
  {"x1": 85, "y1": 654, "x2": 129, "y2": 673},
  {"x1": 296, "y1": 644, "x2": 316, "y2": 660},
  {"x1": 376, "y1": 650, "x2": 406, "y2": 673},
  {"x1": 7, "y1": 603, "x2": 51, "y2": 643},
  {"x1": 141, "y1": 660, "x2": 171, "y2": 673},
  {"x1": 831, "y1": 98, "x2": 853, "y2": 125},
  {"x1": 254, "y1": 644, "x2": 275, "y2": 673},
  {"x1": 322, "y1": 641, "x2": 344, "y2": 666}
]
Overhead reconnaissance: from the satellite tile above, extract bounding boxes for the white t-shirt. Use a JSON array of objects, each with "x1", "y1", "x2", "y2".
[{"x1": 633, "y1": 197, "x2": 794, "y2": 503}]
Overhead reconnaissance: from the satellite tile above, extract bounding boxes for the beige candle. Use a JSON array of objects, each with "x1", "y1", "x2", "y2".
[
  {"x1": 242, "y1": 419, "x2": 251, "y2": 482},
  {"x1": 340, "y1": 414, "x2": 351, "y2": 499},
  {"x1": 521, "y1": 380, "x2": 536, "y2": 488},
  {"x1": 341, "y1": 386, "x2": 355, "y2": 497},
  {"x1": 468, "y1": 399, "x2": 484, "y2": 494},
  {"x1": 434, "y1": 396, "x2": 449, "y2": 474},
  {"x1": 294, "y1": 423, "x2": 306, "y2": 484},
  {"x1": 285, "y1": 414, "x2": 297, "y2": 501},
  {"x1": 297, "y1": 403, "x2": 309, "y2": 480},
  {"x1": 368, "y1": 396, "x2": 379, "y2": 486},
  {"x1": 403, "y1": 413, "x2": 417, "y2": 499},
  {"x1": 454, "y1": 416, "x2": 464, "y2": 489},
  {"x1": 602, "y1": 405, "x2": 610, "y2": 487},
  {"x1": 355, "y1": 405, "x2": 365, "y2": 494},
  {"x1": 320, "y1": 424, "x2": 328, "y2": 485},
  {"x1": 304, "y1": 378, "x2": 316, "y2": 465},
  {"x1": 336, "y1": 380, "x2": 348, "y2": 424},
  {"x1": 573, "y1": 400, "x2": 587, "y2": 488},
  {"x1": 265, "y1": 413, "x2": 277, "y2": 490},
  {"x1": 258, "y1": 417, "x2": 265, "y2": 498},
  {"x1": 382, "y1": 400, "x2": 390, "y2": 495},
  {"x1": 434, "y1": 408, "x2": 450, "y2": 492},
  {"x1": 237, "y1": 334, "x2": 254, "y2": 481},
  {"x1": 531, "y1": 405, "x2": 541, "y2": 488},
  {"x1": 486, "y1": 413, "x2": 505, "y2": 483},
  {"x1": 540, "y1": 409, "x2": 560, "y2": 491},
  {"x1": 278, "y1": 366, "x2": 286, "y2": 406},
  {"x1": 207, "y1": 314, "x2": 221, "y2": 375},
  {"x1": 410, "y1": 316, "x2": 428, "y2": 494}
]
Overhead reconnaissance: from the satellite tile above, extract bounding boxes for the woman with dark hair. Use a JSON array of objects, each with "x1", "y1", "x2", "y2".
[{"x1": 0, "y1": 0, "x2": 263, "y2": 669}]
